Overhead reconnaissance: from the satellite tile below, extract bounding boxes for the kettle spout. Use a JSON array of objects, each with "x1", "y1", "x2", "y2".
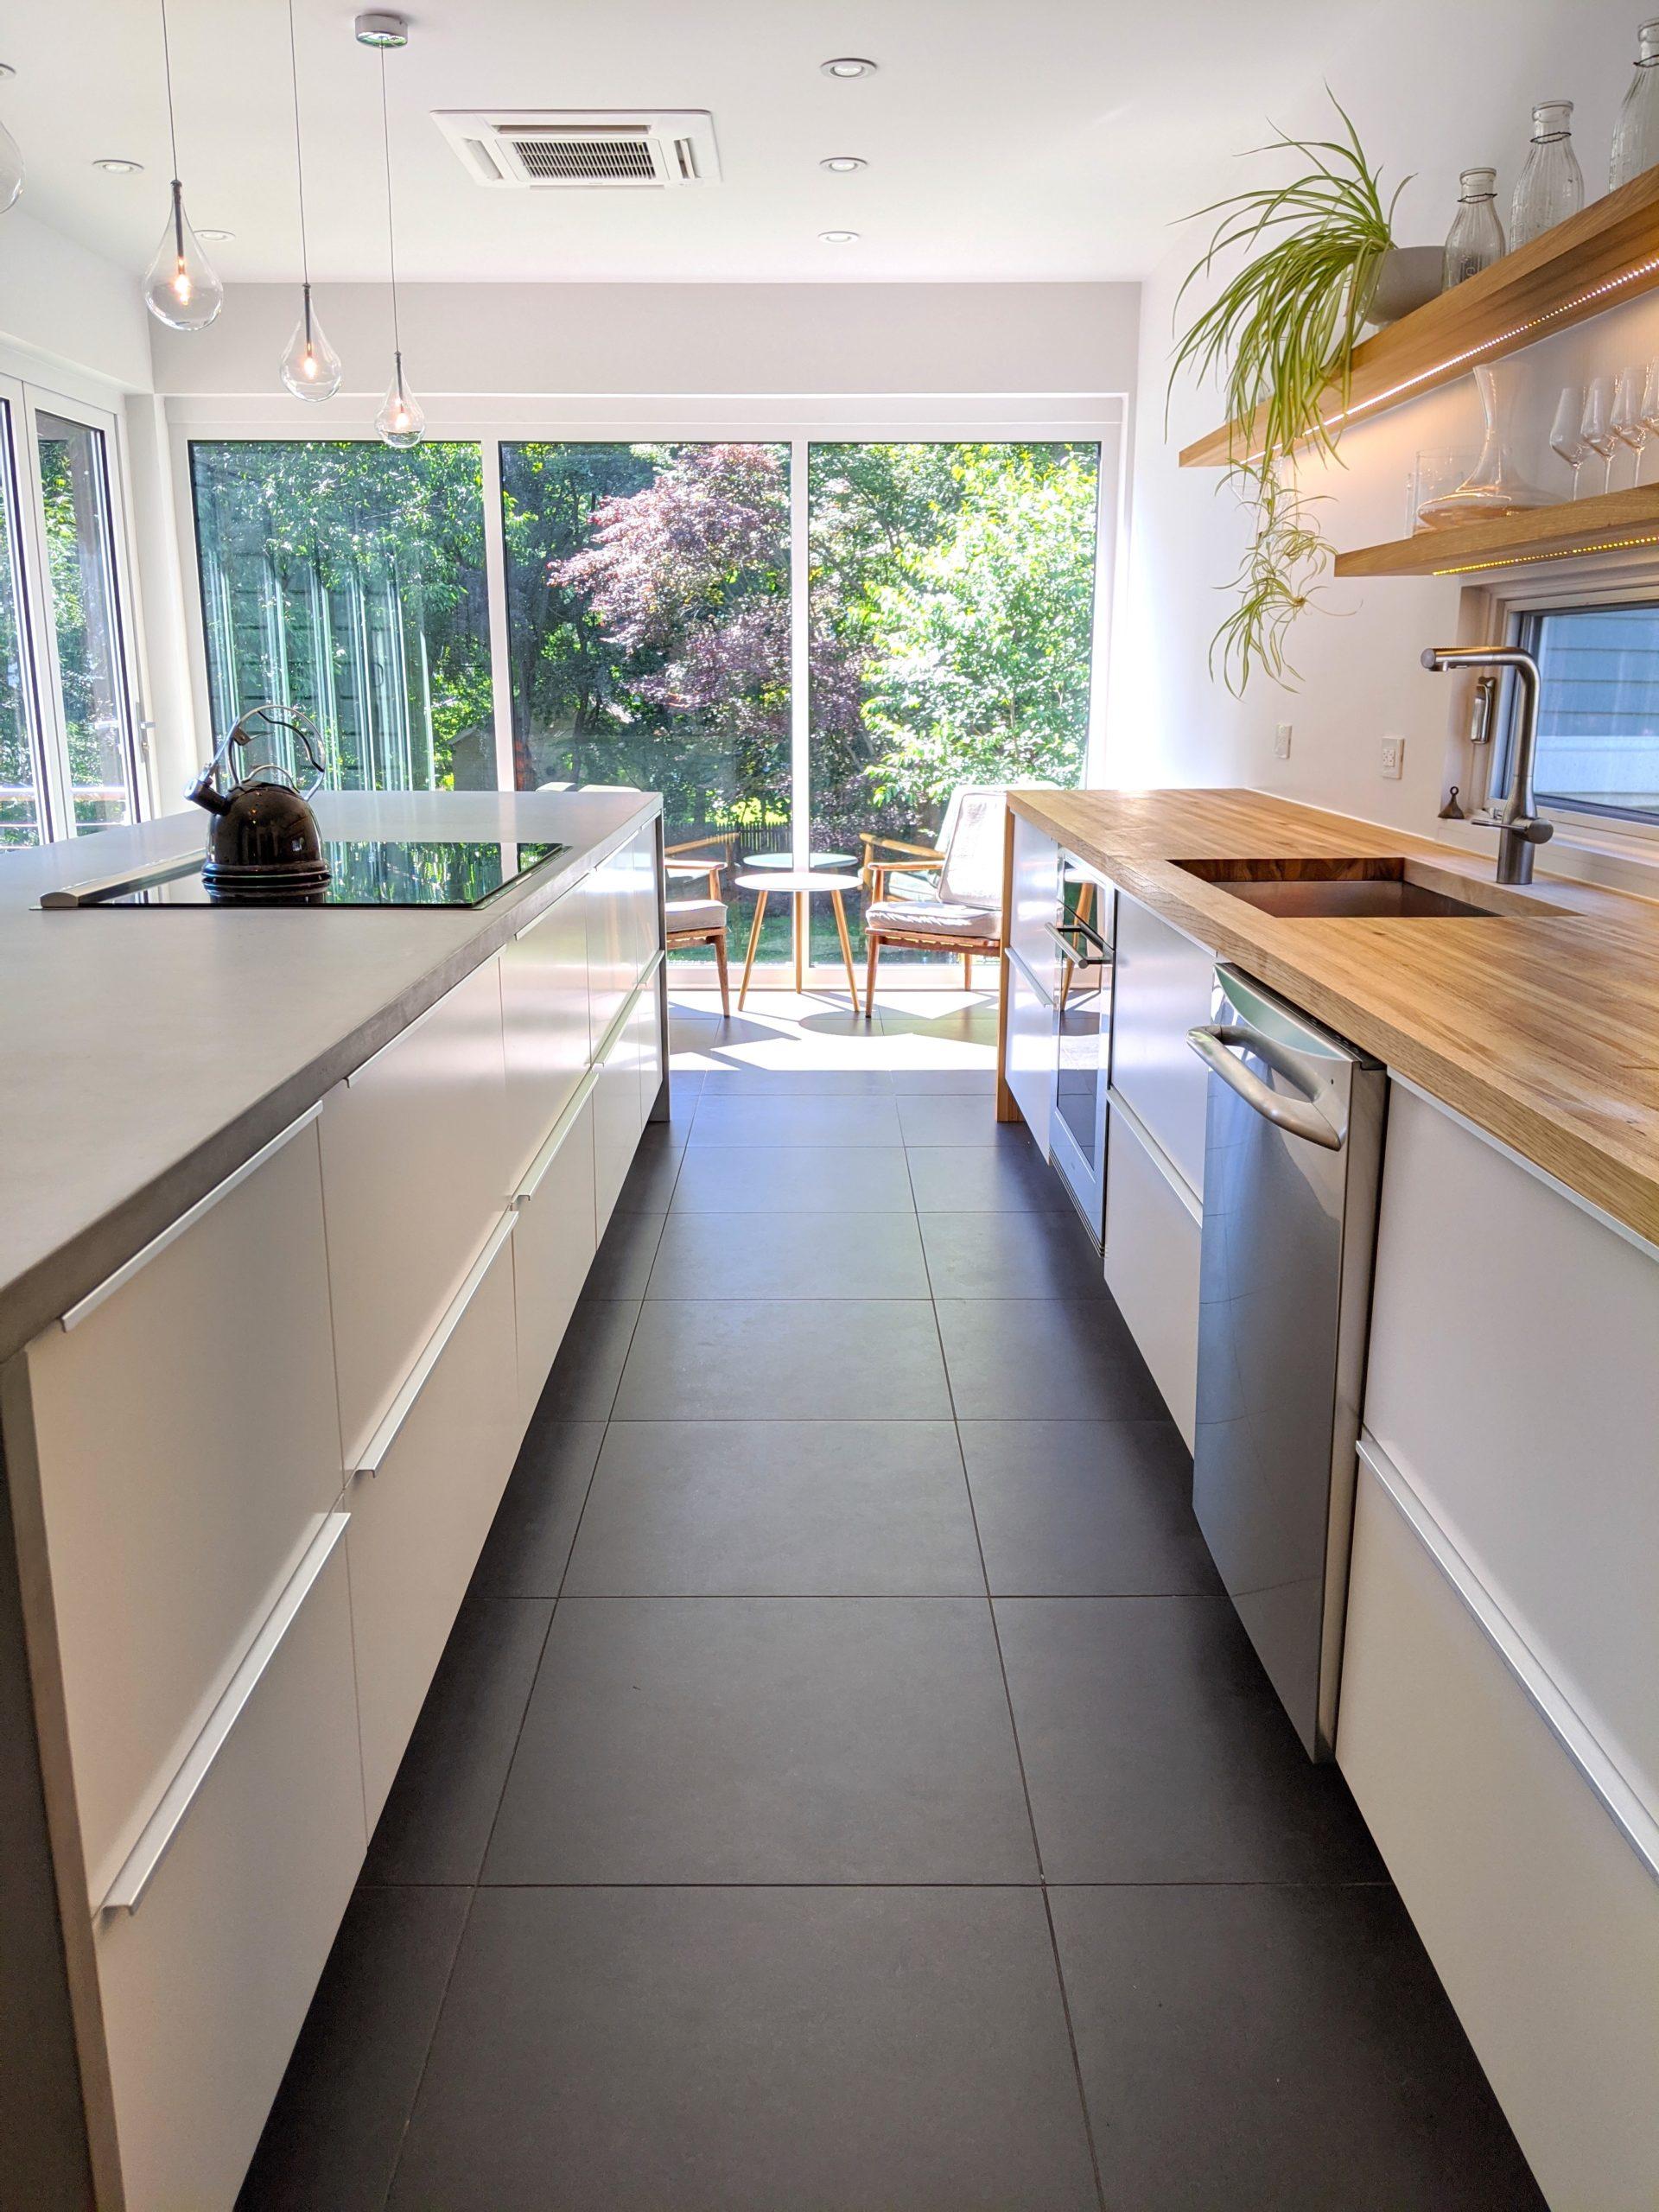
[{"x1": 186, "y1": 770, "x2": 232, "y2": 817}]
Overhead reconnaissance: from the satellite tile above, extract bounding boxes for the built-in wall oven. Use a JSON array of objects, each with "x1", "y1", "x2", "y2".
[{"x1": 1046, "y1": 855, "x2": 1115, "y2": 1245}]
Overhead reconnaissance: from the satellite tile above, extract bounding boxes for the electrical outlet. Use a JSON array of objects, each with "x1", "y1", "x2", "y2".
[
  {"x1": 1274, "y1": 722, "x2": 1293, "y2": 760},
  {"x1": 1379, "y1": 734, "x2": 1405, "y2": 780}
]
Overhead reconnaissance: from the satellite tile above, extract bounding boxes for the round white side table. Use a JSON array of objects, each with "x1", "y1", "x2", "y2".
[{"x1": 734, "y1": 869, "x2": 861, "y2": 1004}]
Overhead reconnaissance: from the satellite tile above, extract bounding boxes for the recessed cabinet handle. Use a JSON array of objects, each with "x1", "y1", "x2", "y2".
[
  {"x1": 353, "y1": 1210, "x2": 518, "y2": 1478},
  {"x1": 99, "y1": 1511, "x2": 351, "y2": 1915},
  {"x1": 515, "y1": 1063, "x2": 602, "y2": 1209}
]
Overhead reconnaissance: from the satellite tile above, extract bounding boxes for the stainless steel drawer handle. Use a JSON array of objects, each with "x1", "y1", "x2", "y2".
[
  {"x1": 1002, "y1": 944, "x2": 1056, "y2": 1011},
  {"x1": 1186, "y1": 1024, "x2": 1344, "y2": 1151},
  {"x1": 99, "y1": 1510, "x2": 351, "y2": 1915},
  {"x1": 1046, "y1": 918, "x2": 1112, "y2": 968},
  {"x1": 353, "y1": 1208, "x2": 518, "y2": 1477}
]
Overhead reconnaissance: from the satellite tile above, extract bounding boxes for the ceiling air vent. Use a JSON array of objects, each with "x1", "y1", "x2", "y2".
[{"x1": 432, "y1": 110, "x2": 721, "y2": 190}]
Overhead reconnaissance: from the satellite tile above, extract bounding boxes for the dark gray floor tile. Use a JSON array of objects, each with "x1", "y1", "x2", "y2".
[
  {"x1": 646, "y1": 1211, "x2": 929, "y2": 1300},
  {"x1": 937, "y1": 1298, "x2": 1165, "y2": 1421},
  {"x1": 580, "y1": 1206, "x2": 665, "y2": 1301},
  {"x1": 1052, "y1": 1884, "x2": 1544, "y2": 2211},
  {"x1": 613, "y1": 1299, "x2": 950, "y2": 1421},
  {"x1": 701, "y1": 1067, "x2": 894, "y2": 1096},
  {"x1": 532, "y1": 1300, "x2": 641, "y2": 1422},
  {"x1": 895, "y1": 1094, "x2": 1020, "y2": 1146},
  {"x1": 613, "y1": 1128, "x2": 683, "y2": 1211},
  {"x1": 905, "y1": 1141, "x2": 1069, "y2": 1211},
  {"x1": 472, "y1": 1421, "x2": 606, "y2": 1598},
  {"x1": 889, "y1": 1067, "x2": 998, "y2": 1094},
  {"x1": 919, "y1": 1208, "x2": 1109, "y2": 1300},
  {"x1": 364, "y1": 1599, "x2": 553, "y2": 1885},
  {"x1": 483, "y1": 1599, "x2": 1036, "y2": 1883},
  {"x1": 671, "y1": 1143, "x2": 915, "y2": 1212},
  {"x1": 661, "y1": 1068, "x2": 703, "y2": 1128},
  {"x1": 996, "y1": 1596, "x2": 1383, "y2": 1882},
  {"x1": 238, "y1": 1885, "x2": 470, "y2": 2212},
  {"x1": 564, "y1": 1421, "x2": 982, "y2": 1595},
  {"x1": 961, "y1": 1420, "x2": 1220, "y2": 1595},
  {"x1": 389, "y1": 1887, "x2": 1096, "y2": 2212},
  {"x1": 690, "y1": 1094, "x2": 905, "y2": 1147}
]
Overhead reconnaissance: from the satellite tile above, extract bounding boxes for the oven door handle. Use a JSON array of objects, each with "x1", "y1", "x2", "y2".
[
  {"x1": 1186, "y1": 1023, "x2": 1343, "y2": 1151},
  {"x1": 1046, "y1": 918, "x2": 1111, "y2": 969}
]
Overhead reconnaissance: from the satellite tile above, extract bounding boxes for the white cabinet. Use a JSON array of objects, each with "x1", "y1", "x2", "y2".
[
  {"x1": 345, "y1": 1230, "x2": 519, "y2": 1829},
  {"x1": 585, "y1": 826, "x2": 656, "y2": 1047},
  {"x1": 1102, "y1": 1100, "x2": 1202, "y2": 1446},
  {"x1": 1007, "y1": 810, "x2": 1061, "y2": 974},
  {"x1": 14, "y1": 1115, "x2": 344, "y2": 1907},
  {"x1": 1109, "y1": 892, "x2": 1211, "y2": 1198},
  {"x1": 1003, "y1": 946, "x2": 1057, "y2": 1159},
  {"x1": 499, "y1": 881, "x2": 590, "y2": 1183},
  {"x1": 90, "y1": 1525, "x2": 364, "y2": 2212},
  {"x1": 321, "y1": 960, "x2": 511, "y2": 1464},
  {"x1": 629, "y1": 963, "x2": 664, "y2": 1129},
  {"x1": 592, "y1": 1004, "x2": 642, "y2": 1235},
  {"x1": 512, "y1": 1090, "x2": 598, "y2": 1427}
]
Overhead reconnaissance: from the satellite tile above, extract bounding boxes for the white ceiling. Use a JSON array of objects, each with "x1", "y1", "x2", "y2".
[{"x1": 1, "y1": 0, "x2": 1379, "y2": 284}]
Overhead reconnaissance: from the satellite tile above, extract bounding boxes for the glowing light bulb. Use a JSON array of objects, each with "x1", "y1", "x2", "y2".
[
  {"x1": 374, "y1": 350, "x2": 425, "y2": 448},
  {"x1": 143, "y1": 180, "x2": 222, "y2": 331},
  {"x1": 279, "y1": 283, "x2": 342, "y2": 400}
]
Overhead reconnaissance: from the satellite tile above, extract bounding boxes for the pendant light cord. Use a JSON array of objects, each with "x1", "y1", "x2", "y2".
[
  {"x1": 378, "y1": 48, "x2": 402, "y2": 361},
  {"x1": 157, "y1": 0, "x2": 181, "y2": 179},
  {"x1": 287, "y1": 0, "x2": 310, "y2": 288}
]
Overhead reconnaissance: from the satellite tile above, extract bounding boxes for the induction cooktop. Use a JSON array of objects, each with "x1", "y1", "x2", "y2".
[{"x1": 41, "y1": 839, "x2": 567, "y2": 910}]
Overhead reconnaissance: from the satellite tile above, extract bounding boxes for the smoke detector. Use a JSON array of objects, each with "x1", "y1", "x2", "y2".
[{"x1": 433, "y1": 110, "x2": 721, "y2": 189}]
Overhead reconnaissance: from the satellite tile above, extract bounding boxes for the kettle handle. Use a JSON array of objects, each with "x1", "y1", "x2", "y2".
[{"x1": 188, "y1": 702, "x2": 327, "y2": 810}]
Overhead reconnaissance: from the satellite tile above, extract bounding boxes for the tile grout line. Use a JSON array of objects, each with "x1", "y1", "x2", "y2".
[{"x1": 376, "y1": 1880, "x2": 481, "y2": 2212}]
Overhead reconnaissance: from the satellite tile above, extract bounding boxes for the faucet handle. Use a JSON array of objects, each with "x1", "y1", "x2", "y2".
[{"x1": 1511, "y1": 815, "x2": 1554, "y2": 846}]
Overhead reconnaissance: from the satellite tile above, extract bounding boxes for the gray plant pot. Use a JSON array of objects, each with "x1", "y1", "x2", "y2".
[{"x1": 1363, "y1": 245, "x2": 1444, "y2": 328}]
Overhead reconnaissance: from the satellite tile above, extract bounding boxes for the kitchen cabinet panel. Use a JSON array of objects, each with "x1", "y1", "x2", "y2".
[
  {"x1": 512, "y1": 1091, "x2": 598, "y2": 1428},
  {"x1": 1102, "y1": 1102, "x2": 1201, "y2": 1447},
  {"x1": 592, "y1": 1006, "x2": 643, "y2": 1236},
  {"x1": 499, "y1": 883, "x2": 590, "y2": 1185},
  {"x1": 321, "y1": 959, "x2": 511, "y2": 1465},
  {"x1": 1007, "y1": 810, "x2": 1062, "y2": 976},
  {"x1": 1108, "y1": 893, "x2": 1211, "y2": 1201},
  {"x1": 345, "y1": 1232, "x2": 518, "y2": 1831},
  {"x1": 92, "y1": 1530, "x2": 363, "y2": 2212},
  {"x1": 585, "y1": 827, "x2": 656, "y2": 1049},
  {"x1": 1003, "y1": 948, "x2": 1057, "y2": 1159},
  {"x1": 16, "y1": 1116, "x2": 344, "y2": 1906},
  {"x1": 630, "y1": 965, "x2": 664, "y2": 1132},
  {"x1": 1339, "y1": 1458, "x2": 1659, "y2": 2210}
]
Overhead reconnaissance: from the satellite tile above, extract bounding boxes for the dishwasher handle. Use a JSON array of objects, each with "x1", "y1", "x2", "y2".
[{"x1": 1186, "y1": 1023, "x2": 1344, "y2": 1151}]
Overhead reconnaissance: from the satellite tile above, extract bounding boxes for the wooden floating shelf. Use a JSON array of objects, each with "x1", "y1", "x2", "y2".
[
  {"x1": 1179, "y1": 167, "x2": 1659, "y2": 469},
  {"x1": 1332, "y1": 483, "x2": 1659, "y2": 578}
]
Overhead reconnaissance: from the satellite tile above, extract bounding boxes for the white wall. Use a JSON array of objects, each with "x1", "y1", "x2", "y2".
[
  {"x1": 0, "y1": 208, "x2": 151, "y2": 391},
  {"x1": 1107, "y1": 0, "x2": 1658, "y2": 883}
]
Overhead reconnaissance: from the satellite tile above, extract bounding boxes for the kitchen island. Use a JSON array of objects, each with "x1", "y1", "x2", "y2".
[
  {"x1": 1000, "y1": 787, "x2": 1659, "y2": 2211},
  {"x1": 0, "y1": 787, "x2": 667, "y2": 2209}
]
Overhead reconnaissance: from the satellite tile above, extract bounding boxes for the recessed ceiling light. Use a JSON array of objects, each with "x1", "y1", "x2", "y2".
[
  {"x1": 819, "y1": 229, "x2": 861, "y2": 244},
  {"x1": 820, "y1": 155, "x2": 868, "y2": 173},
  {"x1": 820, "y1": 56, "x2": 877, "y2": 78},
  {"x1": 92, "y1": 157, "x2": 145, "y2": 175},
  {"x1": 197, "y1": 227, "x2": 235, "y2": 242}
]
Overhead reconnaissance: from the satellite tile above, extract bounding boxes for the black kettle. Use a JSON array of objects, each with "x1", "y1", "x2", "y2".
[{"x1": 187, "y1": 704, "x2": 332, "y2": 901}]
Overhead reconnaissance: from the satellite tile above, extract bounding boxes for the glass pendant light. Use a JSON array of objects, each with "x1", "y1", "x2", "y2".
[
  {"x1": 142, "y1": 0, "x2": 222, "y2": 329},
  {"x1": 278, "y1": 0, "x2": 340, "y2": 398},
  {"x1": 0, "y1": 66, "x2": 24, "y2": 213},
  {"x1": 367, "y1": 29, "x2": 423, "y2": 448}
]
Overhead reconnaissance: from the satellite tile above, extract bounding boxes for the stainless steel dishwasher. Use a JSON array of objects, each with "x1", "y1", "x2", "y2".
[{"x1": 1185, "y1": 966, "x2": 1385, "y2": 1760}]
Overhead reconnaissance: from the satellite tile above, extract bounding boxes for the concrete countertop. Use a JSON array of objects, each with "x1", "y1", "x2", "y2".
[
  {"x1": 0, "y1": 788, "x2": 660, "y2": 1365},
  {"x1": 1009, "y1": 787, "x2": 1659, "y2": 1251}
]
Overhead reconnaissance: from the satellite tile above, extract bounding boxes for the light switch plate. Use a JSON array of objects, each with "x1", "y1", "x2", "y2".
[
  {"x1": 1380, "y1": 734, "x2": 1405, "y2": 780},
  {"x1": 1274, "y1": 722, "x2": 1293, "y2": 760}
]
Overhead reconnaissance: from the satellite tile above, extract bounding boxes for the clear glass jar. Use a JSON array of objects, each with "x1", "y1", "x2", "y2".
[
  {"x1": 1611, "y1": 19, "x2": 1659, "y2": 188},
  {"x1": 1443, "y1": 167, "x2": 1506, "y2": 288},
  {"x1": 1510, "y1": 101, "x2": 1585, "y2": 247}
]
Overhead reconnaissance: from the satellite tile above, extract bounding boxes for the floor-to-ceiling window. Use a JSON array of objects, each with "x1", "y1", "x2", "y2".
[{"x1": 0, "y1": 398, "x2": 44, "y2": 846}]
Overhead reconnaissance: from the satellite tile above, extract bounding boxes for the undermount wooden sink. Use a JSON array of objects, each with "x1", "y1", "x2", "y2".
[{"x1": 1170, "y1": 855, "x2": 1562, "y2": 921}]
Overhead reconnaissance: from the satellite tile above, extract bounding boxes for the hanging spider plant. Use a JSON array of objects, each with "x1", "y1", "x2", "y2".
[{"x1": 1170, "y1": 96, "x2": 1408, "y2": 692}]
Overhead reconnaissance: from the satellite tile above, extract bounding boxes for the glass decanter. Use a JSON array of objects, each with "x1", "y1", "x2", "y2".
[
  {"x1": 1510, "y1": 102, "x2": 1585, "y2": 247},
  {"x1": 1416, "y1": 363, "x2": 1549, "y2": 525},
  {"x1": 1611, "y1": 19, "x2": 1659, "y2": 188},
  {"x1": 1443, "y1": 167, "x2": 1506, "y2": 288}
]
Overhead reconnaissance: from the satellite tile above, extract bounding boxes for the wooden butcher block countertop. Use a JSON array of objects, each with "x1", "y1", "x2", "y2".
[{"x1": 1008, "y1": 788, "x2": 1659, "y2": 1250}]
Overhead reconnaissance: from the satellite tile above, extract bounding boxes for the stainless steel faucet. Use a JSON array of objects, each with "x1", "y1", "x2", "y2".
[{"x1": 1421, "y1": 645, "x2": 1554, "y2": 885}]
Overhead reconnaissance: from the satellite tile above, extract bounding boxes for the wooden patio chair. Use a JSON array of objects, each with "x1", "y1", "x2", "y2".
[
  {"x1": 859, "y1": 785, "x2": 1007, "y2": 1017},
  {"x1": 664, "y1": 833, "x2": 735, "y2": 1017}
]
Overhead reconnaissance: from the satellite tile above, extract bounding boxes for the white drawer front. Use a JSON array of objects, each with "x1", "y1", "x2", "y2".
[
  {"x1": 321, "y1": 960, "x2": 511, "y2": 1462},
  {"x1": 585, "y1": 827, "x2": 656, "y2": 1047},
  {"x1": 346, "y1": 1233, "x2": 519, "y2": 1829},
  {"x1": 21, "y1": 1118, "x2": 344, "y2": 1903},
  {"x1": 499, "y1": 882, "x2": 589, "y2": 1184},
  {"x1": 1338, "y1": 1461, "x2": 1659, "y2": 2211},
  {"x1": 629, "y1": 971, "x2": 664, "y2": 1132},
  {"x1": 1109, "y1": 893, "x2": 1211, "y2": 1199},
  {"x1": 513, "y1": 1092, "x2": 598, "y2": 1427},
  {"x1": 92, "y1": 1532, "x2": 364, "y2": 2212},
  {"x1": 1103, "y1": 1104, "x2": 1201, "y2": 1446},
  {"x1": 592, "y1": 1012, "x2": 642, "y2": 1235},
  {"x1": 1008, "y1": 812, "x2": 1061, "y2": 977},
  {"x1": 1003, "y1": 949, "x2": 1056, "y2": 1158}
]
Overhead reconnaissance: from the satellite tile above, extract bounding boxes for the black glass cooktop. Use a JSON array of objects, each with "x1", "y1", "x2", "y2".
[{"x1": 48, "y1": 839, "x2": 566, "y2": 909}]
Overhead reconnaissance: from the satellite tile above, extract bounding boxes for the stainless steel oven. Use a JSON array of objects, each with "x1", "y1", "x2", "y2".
[{"x1": 1046, "y1": 854, "x2": 1114, "y2": 1244}]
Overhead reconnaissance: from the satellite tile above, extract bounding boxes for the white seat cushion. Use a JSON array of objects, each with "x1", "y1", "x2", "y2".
[
  {"x1": 866, "y1": 898, "x2": 999, "y2": 939},
  {"x1": 665, "y1": 899, "x2": 727, "y2": 933}
]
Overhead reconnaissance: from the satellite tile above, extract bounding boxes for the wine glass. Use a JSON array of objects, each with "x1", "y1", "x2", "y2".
[
  {"x1": 1582, "y1": 375, "x2": 1618, "y2": 494},
  {"x1": 1550, "y1": 385, "x2": 1590, "y2": 496},
  {"x1": 1614, "y1": 366, "x2": 1649, "y2": 487}
]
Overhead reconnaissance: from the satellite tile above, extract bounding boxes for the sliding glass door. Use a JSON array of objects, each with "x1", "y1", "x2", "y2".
[{"x1": 0, "y1": 397, "x2": 45, "y2": 845}]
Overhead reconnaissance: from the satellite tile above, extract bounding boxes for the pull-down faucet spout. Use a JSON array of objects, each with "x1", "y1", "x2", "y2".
[{"x1": 1421, "y1": 645, "x2": 1554, "y2": 885}]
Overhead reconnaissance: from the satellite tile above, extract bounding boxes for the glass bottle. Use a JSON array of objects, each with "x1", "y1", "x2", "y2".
[
  {"x1": 1510, "y1": 102, "x2": 1585, "y2": 248},
  {"x1": 1611, "y1": 19, "x2": 1659, "y2": 188},
  {"x1": 1443, "y1": 167, "x2": 1506, "y2": 289}
]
